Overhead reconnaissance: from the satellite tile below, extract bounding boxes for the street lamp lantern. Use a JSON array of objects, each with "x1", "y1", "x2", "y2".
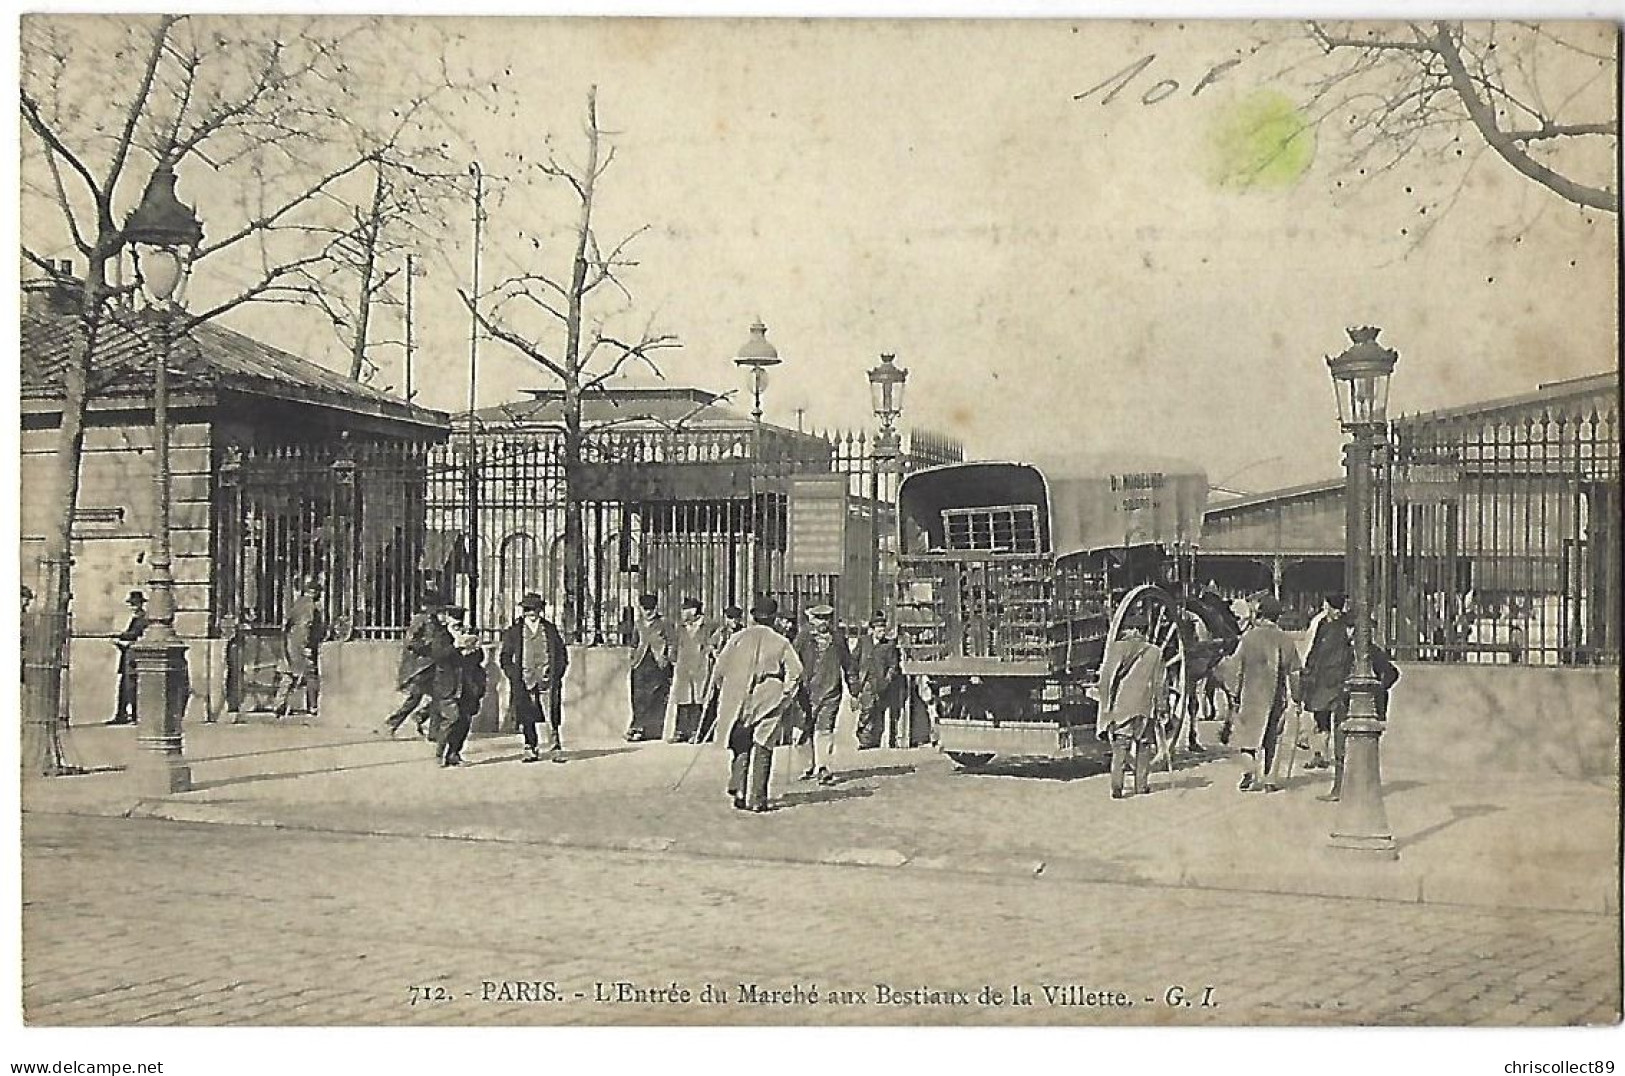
[
  {"x1": 867, "y1": 352, "x2": 908, "y2": 437},
  {"x1": 1323, "y1": 324, "x2": 1400, "y2": 860},
  {"x1": 124, "y1": 162, "x2": 204, "y2": 306},
  {"x1": 120, "y1": 160, "x2": 204, "y2": 796},
  {"x1": 1326, "y1": 325, "x2": 1397, "y2": 430},
  {"x1": 734, "y1": 319, "x2": 781, "y2": 424}
]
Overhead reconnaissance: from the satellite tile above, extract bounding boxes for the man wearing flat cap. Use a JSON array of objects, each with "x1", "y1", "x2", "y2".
[
  {"x1": 499, "y1": 592, "x2": 569, "y2": 763},
  {"x1": 851, "y1": 613, "x2": 901, "y2": 750},
  {"x1": 381, "y1": 591, "x2": 458, "y2": 738},
  {"x1": 626, "y1": 592, "x2": 676, "y2": 742},
  {"x1": 793, "y1": 603, "x2": 853, "y2": 785},
  {"x1": 707, "y1": 596, "x2": 803, "y2": 812}
]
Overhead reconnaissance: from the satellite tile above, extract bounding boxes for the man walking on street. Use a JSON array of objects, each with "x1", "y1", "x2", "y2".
[
  {"x1": 668, "y1": 598, "x2": 716, "y2": 743},
  {"x1": 709, "y1": 596, "x2": 802, "y2": 813},
  {"x1": 272, "y1": 577, "x2": 324, "y2": 719},
  {"x1": 851, "y1": 613, "x2": 901, "y2": 750},
  {"x1": 626, "y1": 593, "x2": 674, "y2": 742},
  {"x1": 381, "y1": 593, "x2": 451, "y2": 738},
  {"x1": 498, "y1": 592, "x2": 569, "y2": 764},
  {"x1": 107, "y1": 590, "x2": 148, "y2": 725},
  {"x1": 1224, "y1": 594, "x2": 1303, "y2": 793},
  {"x1": 793, "y1": 604, "x2": 852, "y2": 785}
]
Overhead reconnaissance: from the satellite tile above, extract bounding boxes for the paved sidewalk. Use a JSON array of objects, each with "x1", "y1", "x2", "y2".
[{"x1": 24, "y1": 718, "x2": 1619, "y2": 916}]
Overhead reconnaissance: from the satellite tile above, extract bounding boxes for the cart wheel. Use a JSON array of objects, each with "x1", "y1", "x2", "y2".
[
  {"x1": 947, "y1": 752, "x2": 994, "y2": 769},
  {"x1": 1107, "y1": 583, "x2": 1191, "y2": 773}
]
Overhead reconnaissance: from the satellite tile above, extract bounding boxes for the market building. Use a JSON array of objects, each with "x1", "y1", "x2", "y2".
[{"x1": 1196, "y1": 370, "x2": 1619, "y2": 664}]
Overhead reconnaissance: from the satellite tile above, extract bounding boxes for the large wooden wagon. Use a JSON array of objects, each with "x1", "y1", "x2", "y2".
[{"x1": 894, "y1": 454, "x2": 1233, "y2": 768}]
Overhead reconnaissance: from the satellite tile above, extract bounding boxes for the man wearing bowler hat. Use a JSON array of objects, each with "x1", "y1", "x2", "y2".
[
  {"x1": 107, "y1": 590, "x2": 149, "y2": 725},
  {"x1": 499, "y1": 592, "x2": 569, "y2": 763},
  {"x1": 626, "y1": 592, "x2": 675, "y2": 742}
]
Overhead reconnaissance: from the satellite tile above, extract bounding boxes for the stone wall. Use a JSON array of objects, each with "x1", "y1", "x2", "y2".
[
  {"x1": 1381, "y1": 663, "x2": 1619, "y2": 780},
  {"x1": 315, "y1": 641, "x2": 633, "y2": 742}
]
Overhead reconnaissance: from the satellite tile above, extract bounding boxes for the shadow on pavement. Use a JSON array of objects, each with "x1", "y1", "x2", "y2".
[
  {"x1": 187, "y1": 753, "x2": 441, "y2": 792},
  {"x1": 958, "y1": 756, "x2": 1111, "y2": 782},
  {"x1": 775, "y1": 784, "x2": 876, "y2": 809},
  {"x1": 1394, "y1": 802, "x2": 1503, "y2": 851},
  {"x1": 826, "y1": 764, "x2": 914, "y2": 785}
]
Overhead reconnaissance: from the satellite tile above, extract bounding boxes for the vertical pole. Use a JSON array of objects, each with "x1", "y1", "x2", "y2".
[
  {"x1": 1329, "y1": 421, "x2": 1395, "y2": 857},
  {"x1": 466, "y1": 164, "x2": 484, "y2": 627},
  {"x1": 132, "y1": 307, "x2": 191, "y2": 794},
  {"x1": 404, "y1": 253, "x2": 416, "y2": 403},
  {"x1": 870, "y1": 443, "x2": 881, "y2": 620}
]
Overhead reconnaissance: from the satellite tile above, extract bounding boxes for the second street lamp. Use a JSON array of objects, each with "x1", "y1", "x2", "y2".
[
  {"x1": 735, "y1": 321, "x2": 782, "y2": 602},
  {"x1": 866, "y1": 353, "x2": 909, "y2": 620},
  {"x1": 122, "y1": 160, "x2": 204, "y2": 796},
  {"x1": 1324, "y1": 325, "x2": 1399, "y2": 860}
]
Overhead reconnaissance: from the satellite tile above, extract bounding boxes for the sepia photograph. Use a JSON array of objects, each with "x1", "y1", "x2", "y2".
[{"x1": 8, "y1": 1, "x2": 1622, "y2": 1068}]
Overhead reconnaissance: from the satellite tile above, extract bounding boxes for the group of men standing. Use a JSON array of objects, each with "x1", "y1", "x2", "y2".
[{"x1": 375, "y1": 587, "x2": 901, "y2": 800}]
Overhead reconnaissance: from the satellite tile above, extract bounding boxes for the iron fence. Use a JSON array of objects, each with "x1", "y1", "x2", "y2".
[
  {"x1": 1374, "y1": 396, "x2": 1620, "y2": 666},
  {"x1": 217, "y1": 425, "x2": 964, "y2": 648}
]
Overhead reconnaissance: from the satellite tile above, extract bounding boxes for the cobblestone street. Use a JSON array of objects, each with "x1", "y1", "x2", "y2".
[{"x1": 21, "y1": 814, "x2": 1619, "y2": 1028}]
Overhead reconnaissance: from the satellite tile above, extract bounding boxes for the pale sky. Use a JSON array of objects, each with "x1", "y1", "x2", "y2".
[{"x1": 23, "y1": 15, "x2": 1621, "y2": 496}]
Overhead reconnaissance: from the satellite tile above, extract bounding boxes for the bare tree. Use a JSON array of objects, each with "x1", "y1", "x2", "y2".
[
  {"x1": 18, "y1": 14, "x2": 469, "y2": 763},
  {"x1": 1299, "y1": 21, "x2": 1617, "y2": 218},
  {"x1": 461, "y1": 86, "x2": 679, "y2": 641}
]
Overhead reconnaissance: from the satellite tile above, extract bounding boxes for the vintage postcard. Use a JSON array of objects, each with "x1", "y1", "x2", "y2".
[{"x1": 11, "y1": 6, "x2": 1621, "y2": 1065}]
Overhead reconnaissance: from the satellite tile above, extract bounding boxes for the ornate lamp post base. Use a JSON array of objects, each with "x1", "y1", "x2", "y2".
[
  {"x1": 129, "y1": 639, "x2": 192, "y2": 795},
  {"x1": 1327, "y1": 688, "x2": 1397, "y2": 860}
]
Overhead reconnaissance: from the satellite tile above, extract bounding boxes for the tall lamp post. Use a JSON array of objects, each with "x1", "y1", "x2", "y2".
[
  {"x1": 866, "y1": 353, "x2": 908, "y2": 618},
  {"x1": 464, "y1": 162, "x2": 484, "y2": 625},
  {"x1": 123, "y1": 161, "x2": 204, "y2": 796},
  {"x1": 1324, "y1": 325, "x2": 1399, "y2": 860},
  {"x1": 735, "y1": 321, "x2": 781, "y2": 603}
]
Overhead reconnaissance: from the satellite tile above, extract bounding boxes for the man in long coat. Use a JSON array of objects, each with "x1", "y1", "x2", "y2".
[
  {"x1": 626, "y1": 593, "x2": 675, "y2": 742},
  {"x1": 273, "y1": 577, "x2": 324, "y2": 718},
  {"x1": 692, "y1": 605, "x2": 745, "y2": 744},
  {"x1": 667, "y1": 598, "x2": 716, "y2": 743},
  {"x1": 1095, "y1": 614, "x2": 1162, "y2": 799},
  {"x1": 1300, "y1": 592, "x2": 1354, "y2": 772},
  {"x1": 708, "y1": 596, "x2": 803, "y2": 812},
  {"x1": 1223, "y1": 594, "x2": 1302, "y2": 792},
  {"x1": 382, "y1": 593, "x2": 455, "y2": 738},
  {"x1": 850, "y1": 613, "x2": 901, "y2": 750},
  {"x1": 498, "y1": 592, "x2": 570, "y2": 763}
]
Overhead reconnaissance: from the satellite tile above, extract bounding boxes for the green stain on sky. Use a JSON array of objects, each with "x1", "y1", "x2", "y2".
[{"x1": 1207, "y1": 89, "x2": 1315, "y2": 190}]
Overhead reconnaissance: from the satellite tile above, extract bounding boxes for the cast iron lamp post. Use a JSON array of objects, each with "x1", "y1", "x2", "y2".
[
  {"x1": 866, "y1": 353, "x2": 908, "y2": 618},
  {"x1": 123, "y1": 161, "x2": 204, "y2": 795},
  {"x1": 1325, "y1": 325, "x2": 1399, "y2": 859},
  {"x1": 735, "y1": 321, "x2": 781, "y2": 602}
]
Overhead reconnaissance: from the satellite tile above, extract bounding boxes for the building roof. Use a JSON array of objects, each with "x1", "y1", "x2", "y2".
[
  {"x1": 21, "y1": 302, "x2": 449, "y2": 434},
  {"x1": 1395, "y1": 370, "x2": 1618, "y2": 428},
  {"x1": 467, "y1": 385, "x2": 808, "y2": 439},
  {"x1": 1204, "y1": 477, "x2": 1344, "y2": 518}
]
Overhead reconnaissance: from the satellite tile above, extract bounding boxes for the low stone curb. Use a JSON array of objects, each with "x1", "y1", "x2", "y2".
[{"x1": 54, "y1": 799, "x2": 1616, "y2": 918}]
